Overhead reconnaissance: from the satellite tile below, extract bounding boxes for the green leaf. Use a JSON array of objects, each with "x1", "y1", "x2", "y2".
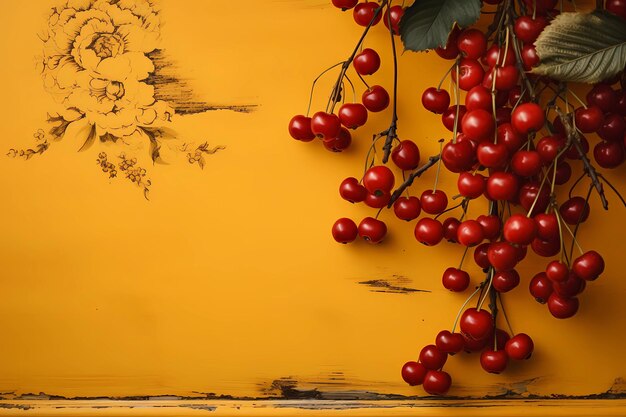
[
  {"x1": 532, "y1": 11, "x2": 626, "y2": 84},
  {"x1": 399, "y1": 0, "x2": 481, "y2": 52}
]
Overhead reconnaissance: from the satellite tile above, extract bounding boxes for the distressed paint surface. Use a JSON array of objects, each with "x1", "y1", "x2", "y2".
[{"x1": 0, "y1": 0, "x2": 624, "y2": 414}]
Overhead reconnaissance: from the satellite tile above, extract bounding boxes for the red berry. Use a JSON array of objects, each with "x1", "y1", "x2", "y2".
[
  {"x1": 534, "y1": 212, "x2": 559, "y2": 241},
  {"x1": 435, "y1": 27, "x2": 461, "y2": 60},
  {"x1": 480, "y1": 349, "x2": 508, "y2": 374},
  {"x1": 436, "y1": 330, "x2": 465, "y2": 354},
  {"x1": 393, "y1": 196, "x2": 421, "y2": 221},
  {"x1": 572, "y1": 250, "x2": 605, "y2": 281},
  {"x1": 587, "y1": 84, "x2": 617, "y2": 113},
  {"x1": 531, "y1": 237, "x2": 561, "y2": 258},
  {"x1": 553, "y1": 273, "x2": 586, "y2": 298},
  {"x1": 458, "y1": 172, "x2": 486, "y2": 199},
  {"x1": 487, "y1": 241, "x2": 519, "y2": 271},
  {"x1": 477, "y1": 215, "x2": 501, "y2": 240},
  {"x1": 311, "y1": 111, "x2": 341, "y2": 140},
  {"x1": 332, "y1": 218, "x2": 358, "y2": 243},
  {"x1": 497, "y1": 123, "x2": 524, "y2": 153},
  {"x1": 493, "y1": 269, "x2": 520, "y2": 293},
  {"x1": 420, "y1": 190, "x2": 448, "y2": 214},
  {"x1": 548, "y1": 294, "x2": 579, "y2": 319},
  {"x1": 530, "y1": 272, "x2": 553, "y2": 303},
  {"x1": 339, "y1": 177, "x2": 367, "y2": 203},
  {"x1": 521, "y1": 44, "x2": 540, "y2": 70},
  {"x1": 358, "y1": 217, "x2": 387, "y2": 244},
  {"x1": 483, "y1": 44, "x2": 515, "y2": 68},
  {"x1": 392, "y1": 140, "x2": 421, "y2": 170},
  {"x1": 383, "y1": 5, "x2": 405, "y2": 35},
  {"x1": 401, "y1": 361, "x2": 427, "y2": 386},
  {"x1": 442, "y1": 267, "x2": 470, "y2": 292},
  {"x1": 422, "y1": 87, "x2": 451, "y2": 114},
  {"x1": 441, "y1": 105, "x2": 467, "y2": 132},
  {"x1": 288, "y1": 115, "x2": 315, "y2": 141},
  {"x1": 477, "y1": 142, "x2": 508, "y2": 168},
  {"x1": 423, "y1": 370, "x2": 452, "y2": 395},
  {"x1": 465, "y1": 85, "x2": 493, "y2": 112},
  {"x1": 457, "y1": 220, "x2": 484, "y2": 247},
  {"x1": 363, "y1": 165, "x2": 395, "y2": 194},
  {"x1": 487, "y1": 172, "x2": 519, "y2": 201},
  {"x1": 511, "y1": 150, "x2": 542, "y2": 177},
  {"x1": 503, "y1": 214, "x2": 537, "y2": 246},
  {"x1": 457, "y1": 28, "x2": 487, "y2": 60},
  {"x1": 332, "y1": 0, "x2": 358, "y2": 9},
  {"x1": 597, "y1": 113, "x2": 626, "y2": 142},
  {"x1": 362, "y1": 85, "x2": 390, "y2": 112},
  {"x1": 505, "y1": 333, "x2": 534, "y2": 360},
  {"x1": 536, "y1": 135, "x2": 564, "y2": 163},
  {"x1": 512, "y1": 103, "x2": 545, "y2": 135},
  {"x1": 441, "y1": 139, "x2": 475, "y2": 173},
  {"x1": 415, "y1": 218, "x2": 444, "y2": 246},
  {"x1": 338, "y1": 103, "x2": 368, "y2": 129},
  {"x1": 419, "y1": 345, "x2": 448, "y2": 370},
  {"x1": 546, "y1": 260, "x2": 569, "y2": 282},
  {"x1": 607, "y1": 0, "x2": 626, "y2": 19},
  {"x1": 594, "y1": 140, "x2": 625, "y2": 168},
  {"x1": 462, "y1": 109, "x2": 495, "y2": 142},
  {"x1": 353, "y1": 48, "x2": 381, "y2": 75},
  {"x1": 483, "y1": 66, "x2": 519, "y2": 91},
  {"x1": 443, "y1": 217, "x2": 461, "y2": 243},
  {"x1": 559, "y1": 196, "x2": 590, "y2": 225},
  {"x1": 460, "y1": 308, "x2": 493, "y2": 341},
  {"x1": 519, "y1": 181, "x2": 550, "y2": 216},
  {"x1": 514, "y1": 16, "x2": 548, "y2": 43},
  {"x1": 322, "y1": 127, "x2": 351, "y2": 152},
  {"x1": 474, "y1": 243, "x2": 491, "y2": 269},
  {"x1": 365, "y1": 191, "x2": 391, "y2": 208},
  {"x1": 575, "y1": 106, "x2": 604, "y2": 133},
  {"x1": 353, "y1": 2, "x2": 382, "y2": 26},
  {"x1": 453, "y1": 58, "x2": 485, "y2": 91}
]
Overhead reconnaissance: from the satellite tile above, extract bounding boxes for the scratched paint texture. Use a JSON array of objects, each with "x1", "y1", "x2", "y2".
[{"x1": 0, "y1": 0, "x2": 625, "y2": 414}]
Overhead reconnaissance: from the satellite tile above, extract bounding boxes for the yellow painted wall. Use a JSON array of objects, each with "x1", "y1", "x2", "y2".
[{"x1": 0, "y1": 0, "x2": 624, "y2": 404}]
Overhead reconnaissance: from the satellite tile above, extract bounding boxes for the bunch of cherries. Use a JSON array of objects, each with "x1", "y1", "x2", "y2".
[{"x1": 288, "y1": 0, "x2": 622, "y2": 395}]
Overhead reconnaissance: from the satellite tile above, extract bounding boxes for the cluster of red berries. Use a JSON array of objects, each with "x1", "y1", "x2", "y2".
[
  {"x1": 290, "y1": 0, "x2": 621, "y2": 395},
  {"x1": 402, "y1": 328, "x2": 534, "y2": 394},
  {"x1": 288, "y1": 1, "x2": 406, "y2": 152}
]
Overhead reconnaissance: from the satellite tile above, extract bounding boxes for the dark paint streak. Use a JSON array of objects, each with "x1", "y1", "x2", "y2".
[
  {"x1": 358, "y1": 275, "x2": 431, "y2": 294},
  {"x1": 146, "y1": 50, "x2": 257, "y2": 115},
  {"x1": 2, "y1": 377, "x2": 624, "y2": 412}
]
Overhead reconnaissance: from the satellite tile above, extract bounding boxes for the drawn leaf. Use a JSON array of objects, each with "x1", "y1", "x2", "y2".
[
  {"x1": 78, "y1": 123, "x2": 97, "y2": 152},
  {"x1": 142, "y1": 128, "x2": 164, "y2": 163},
  {"x1": 532, "y1": 11, "x2": 626, "y2": 83},
  {"x1": 399, "y1": 0, "x2": 481, "y2": 52}
]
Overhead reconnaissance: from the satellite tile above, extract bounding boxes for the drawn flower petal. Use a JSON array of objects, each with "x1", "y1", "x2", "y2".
[{"x1": 116, "y1": 24, "x2": 159, "y2": 54}]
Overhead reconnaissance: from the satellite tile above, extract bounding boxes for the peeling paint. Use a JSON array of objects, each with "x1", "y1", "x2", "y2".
[{"x1": 358, "y1": 275, "x2": 431, "y2": 294}]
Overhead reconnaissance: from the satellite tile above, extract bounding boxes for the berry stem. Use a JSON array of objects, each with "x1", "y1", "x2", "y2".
[
  {"x1": 452, "y1": 60, "x2": 461, "y2": 143},
  {"x1": 451, "y1": 283, "x2": 486, "y2": 333},
  {"x1": 458, "y1": 246, "x2": 469, "y2": 270},
  {"x1": 506, "y1": 7, "x2": 537, "y2": 102},
  {"x1": 327, "y1": 2, "x2": 385, "y2": 114},
  {"x1": 386, "y1": 153, "x2": 441, "y2": 208},
  {"x1": 432, "y1": 139, "x2": 445, "y2": 193},
  {"x1": 307, "y1": 61, "x2": 345, "y2": 116},
  {"x1": 555, "y1": 106, "x2": 609, "y2": 210},
  {"x1": 497, "y1": 293, "x2": 515, "y2": 336},
  {"x1": 553, "y1": 201, "x2": 571, "y2": 266},
  {"x1": 477, "y1": 268, "x2": 495, "y2": 311},
  {"x1": 381, "y1": 0, "x2": 400, "y2": 164}
]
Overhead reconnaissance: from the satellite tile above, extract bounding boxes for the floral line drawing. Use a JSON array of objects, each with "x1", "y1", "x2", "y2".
[{"x1": 8, "y1": 0, "x2": 254, "y2": 199}]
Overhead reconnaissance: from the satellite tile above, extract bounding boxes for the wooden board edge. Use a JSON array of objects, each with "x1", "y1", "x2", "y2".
[{"x1": 1, "y1": 399, "x2": 625, "y2": 416}]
